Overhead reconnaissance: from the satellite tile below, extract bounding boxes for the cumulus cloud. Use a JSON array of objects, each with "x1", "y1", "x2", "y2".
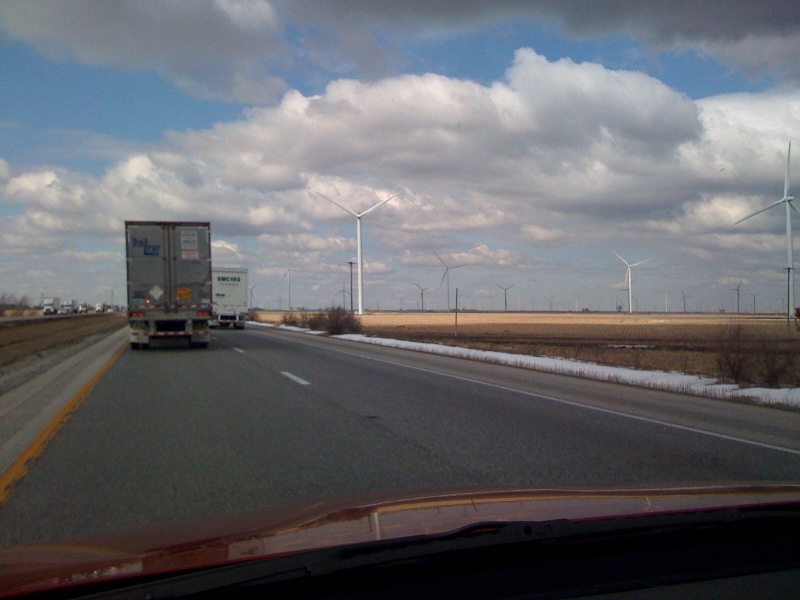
[
  {"x1": 3, "y1": 0, "x2": 797, "y2": 108},
  {"x1": 288, "y1": 1, "x2": 800, "y2": 84},
  {"x1": 0, "y1": 159, "x2": 10, "y2": 183},
  {"x1": 1, "y1": 50, "x2": 792, "y2": 255},
  {"x1": 0, "y1": 0, "x2": 286, "y2": 103},
  {"x1": 1, "y1": 42, "x2": 799, "y2": 306}
]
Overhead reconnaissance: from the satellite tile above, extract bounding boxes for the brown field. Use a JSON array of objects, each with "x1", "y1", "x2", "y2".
[
  {"x1": 0, "y1": 314, "x2": 127, "y2": 368},
  {"x1": 253, "y1": 310, "x2": 800, "y2": 386},
  {"x1": 0, "y1": 313, "x2": 128, "y2": 395}
]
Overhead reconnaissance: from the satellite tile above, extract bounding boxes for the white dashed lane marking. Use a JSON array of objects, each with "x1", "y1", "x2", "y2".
[{"x1": 281, "y1": 372, "x2": 310, "y2": 386}]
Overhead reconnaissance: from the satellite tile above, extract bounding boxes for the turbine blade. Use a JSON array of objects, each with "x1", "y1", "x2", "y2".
[
  {"x1": 791, "y1": 201, "x2": 800, "y2": 214},
  {"x1": 316, "y1": 191, "x2": 358, "y2": 217},
  {"x1": 440, "y1": 268, "x2": 448, "y2": 287},
  {"x1": 629, "y1": 259, "x2": 651, "y2": 267},
  {"x1": 360, "y1": 193, "x2": 399, "y2": 217},
  {"x1": 433, "y1": 250, "x2": 448, "y2": 267},
  {"x1": 612, "y1": 251, "x2": 630, "y2": 267},
  {"x1": 735, "y1": 198, "x2": 786, "y2": 224}
]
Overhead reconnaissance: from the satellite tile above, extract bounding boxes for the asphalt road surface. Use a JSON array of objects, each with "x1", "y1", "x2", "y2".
[{"x1": 1, "y1": 326, "x2": 799, "y2": 547}]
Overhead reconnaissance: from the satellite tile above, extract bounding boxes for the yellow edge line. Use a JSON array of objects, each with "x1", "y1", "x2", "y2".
[{"x1": 0, "y1": 341, "x2": 128, "y2": 505}]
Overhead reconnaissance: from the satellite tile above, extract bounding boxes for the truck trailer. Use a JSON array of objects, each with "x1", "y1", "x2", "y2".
[
  {"x1": 212, "y1": 267, "x2": 248, "y2": 329},
  {"x1": 126, "y1": 221, "x2": 212, "y2": 349}
]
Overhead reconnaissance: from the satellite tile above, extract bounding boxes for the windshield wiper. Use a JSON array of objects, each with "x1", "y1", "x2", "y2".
[{"x1": 53, "y1": 503, "x2": 800, "y2": 599}]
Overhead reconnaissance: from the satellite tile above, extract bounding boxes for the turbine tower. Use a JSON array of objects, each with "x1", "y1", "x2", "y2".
[
  {"x1": 613, "y1": 252, "x2": 650, "y2": 314},
  {"x1": 435, "y1": 250, "x2": 468, "y2": 312},
  {"x1": 736, "y1": 141, "x2": 794, "y2": 319},
  {"x1": 414, "y1": 283, "x2": 429, "y2": 311},
  {"x1": 318, "y1": 192, "x2": 398, "y2": 315}
]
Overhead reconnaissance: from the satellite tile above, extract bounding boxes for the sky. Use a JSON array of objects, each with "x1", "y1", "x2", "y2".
[{"x1": 1, "y1": 0, "x2": 800, "y2": 313}]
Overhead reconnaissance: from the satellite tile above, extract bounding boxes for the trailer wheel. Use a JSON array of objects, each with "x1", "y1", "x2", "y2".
[{"x1": 130, "y1": 342, "x2": 140, "y2": 350}]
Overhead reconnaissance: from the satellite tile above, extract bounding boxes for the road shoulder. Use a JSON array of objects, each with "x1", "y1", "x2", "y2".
[{"x1": 0, "y1": 327, "x2": 128, "y2": 477}]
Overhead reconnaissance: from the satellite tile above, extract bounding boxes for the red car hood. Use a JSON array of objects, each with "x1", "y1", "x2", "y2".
[{"x1": 2, "y1": 483, "x2": 800, "y2": 596}]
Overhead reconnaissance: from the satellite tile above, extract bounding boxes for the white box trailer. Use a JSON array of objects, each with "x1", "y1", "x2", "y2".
[
  {"x1": 212, "y1": 267, "x2": 248, "y2": 329},
  {"x1": 126, "y1": 221, "x2": 212, "y2": 349},
  {"x1": 42, "y1": 297, "x2": 60, "y2": 315}
]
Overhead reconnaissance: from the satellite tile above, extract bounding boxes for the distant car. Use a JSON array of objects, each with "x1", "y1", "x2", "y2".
[{"x1": 57, "y1": 306, "x2": 73, "y2": 315}]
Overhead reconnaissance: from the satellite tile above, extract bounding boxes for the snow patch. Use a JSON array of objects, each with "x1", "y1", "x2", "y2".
[{"x1": 334, "y1": 334, "x2": 800, "y2": 409}]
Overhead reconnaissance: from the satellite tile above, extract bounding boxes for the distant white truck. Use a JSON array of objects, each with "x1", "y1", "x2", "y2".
[
  {"x1": 212, "y1": 268, "x2": 248, "y2": 329},
  {"x1": 58, "y1": 299, "x2": 79, "y2": 315},
  {"x1": 43, "y1": 297, "x2": 60, "y2": 315}
]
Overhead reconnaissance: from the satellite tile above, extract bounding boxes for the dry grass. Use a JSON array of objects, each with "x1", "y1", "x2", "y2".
[{"x1": 252, "y1": 310, "x2": 800, "y2": 384}]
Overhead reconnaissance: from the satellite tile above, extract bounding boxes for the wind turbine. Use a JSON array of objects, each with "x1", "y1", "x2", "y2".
[
  {"x1": 497, "y1": 284, "x2": 514, "y2": 312},
  {"x1": 414, "y1": 283, "x2": 429, "y2": 311},
  {"x1": 280, "y1": 268, "x2": 299, "y2": 310},
  {"x1": 613, "y1": 252, "x2": 650, "y2": 314},
  {"x1": 736, "y1": 141, "x2": 795, "y2": 319},
  {"x1": 317, "y1": 192, "x2": 398, "y2": 315},
  {"x1": 680, "y1": 289, "x2": 691, "y2": 313},
  {"x1": 333, "y1": 282, "x2": 350, "y2": 308},
  {"x1": 730, "y1": 280, "x2": 742, "y2": 313},
  {"x1": 748, "y1": 291, "x2": 761, "y2": 313},
  {"x1": 249, "y1": 284, "x2": 258, "y2": 308},
  {"x1": 434, "y1": 251, "x2": 468, "y2": 312}
]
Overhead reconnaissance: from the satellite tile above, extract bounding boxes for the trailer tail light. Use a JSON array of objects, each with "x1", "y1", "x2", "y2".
[
  {"x1": 130, "y1": 311, "x2": 145, "y2": 318},
  {"x1": 197, "y1": 310, "x2": 210, "y2": 317}
]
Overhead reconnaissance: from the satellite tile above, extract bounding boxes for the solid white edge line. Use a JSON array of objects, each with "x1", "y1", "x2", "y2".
[
  {"x1": 366, "y1": 354, "x2": 800, "y2": 456},
  {"x1": 361, "y1": 354, "x2": 800, "y2": 457},
  {"x1": 282, "y1": 371, "x2": 310, "y2": 386},
  {"x1": 256, "y1": 329, "x2": 800, "y2": 457}
]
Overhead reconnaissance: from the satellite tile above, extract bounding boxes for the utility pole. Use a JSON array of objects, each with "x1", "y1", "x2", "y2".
[{"x1": 347, "y1": 261, "x2": 355, "y2": 314}]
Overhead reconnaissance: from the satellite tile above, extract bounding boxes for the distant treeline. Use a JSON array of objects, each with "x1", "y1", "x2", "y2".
[{"x1": 0, "y1": 293, "x2": 33, "y2": 311}]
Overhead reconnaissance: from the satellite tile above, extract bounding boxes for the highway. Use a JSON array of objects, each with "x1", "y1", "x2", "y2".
[{"x1": 1, "y1": 326, "x2": 799, "y2": 547}]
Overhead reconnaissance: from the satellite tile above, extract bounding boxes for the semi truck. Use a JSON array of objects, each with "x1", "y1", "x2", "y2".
[
  {"x1": 212, "y1": 267, "x2": 248, "y2": 329},
  {"x1": 126, "y1": 221, "x2": 213, "y2": 349},
  {"x1": 58, "y1": 299, "x2": 79, "y2": 315},
  {"x1": 42, "y1": 297, "x2": 60, "y2": 315}
]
